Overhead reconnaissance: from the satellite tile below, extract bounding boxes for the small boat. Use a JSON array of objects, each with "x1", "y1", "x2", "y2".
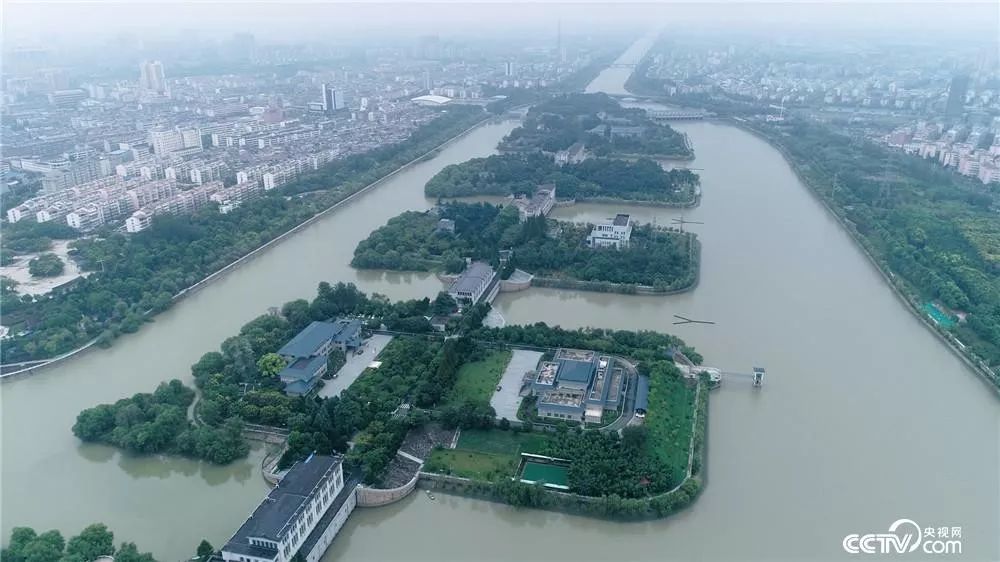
[{"x1": 425, "y1": 490, "x2": 436, "y2": 500}]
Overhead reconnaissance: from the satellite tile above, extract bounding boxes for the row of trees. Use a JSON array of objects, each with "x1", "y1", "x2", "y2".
[
  {"x1": 353, "y1": 202, "x2": 695, "y2": 289},
  {"x1": 72, "y1": 379, "x2": 249, "y2": 464},
  {"x1": 1, "y1": 106, "x2": 486, "y2": 364},
  {"x1": 2, "y1": 524, "x2": 155, "y2": 562},
  {"x1": 423, "y1": 152, "x2": 698, "y2": 203}
]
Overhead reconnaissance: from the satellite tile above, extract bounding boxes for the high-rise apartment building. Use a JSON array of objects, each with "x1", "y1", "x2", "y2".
[{"x1": 139, "y1": 60, "x2": 167, "y2": 94}]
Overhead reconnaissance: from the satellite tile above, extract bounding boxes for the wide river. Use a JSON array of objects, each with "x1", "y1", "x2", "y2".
[{"x1": 3, "y1": 41, "x2": 998, "y2": 561}]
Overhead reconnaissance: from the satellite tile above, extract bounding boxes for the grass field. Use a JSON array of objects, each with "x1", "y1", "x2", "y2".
[
  {"x1": 443, "y1": 350, "x2": 512, "y2": 407},
  {"x1": 456, "y1": 428, "x2": 552, "y2": 456},
  {"x1": 425, "y1": 448, "x2": 519, "y2": 481},
  {"x1": 645, "y1": 366, "x2": 698, "y2": 481}
]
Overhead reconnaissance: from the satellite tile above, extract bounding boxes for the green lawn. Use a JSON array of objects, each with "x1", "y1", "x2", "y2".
[
  {"x1": 456, "y1": 428, "x2": 552, "y2": 456},
  {"x1": 644, "y1": 366, "x2": 697, "y2": 480},
  {"x1": 424, "y1": 448, "x2": 519, "y2": 482},
  {"x1": 442, "y1": 350, "x2": 512, "y2": 407}
]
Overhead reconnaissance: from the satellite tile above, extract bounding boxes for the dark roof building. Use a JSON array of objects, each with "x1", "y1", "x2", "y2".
[
  {"x1": 634, "y1": 374, "x2": 650, "y2": 415},
  {"x1": 277, "y1": 319, "x2": 363, "y2": 396},
  {"x1": 222, "y1": 454, "x2": 348, "y2": 562},
  {"x1": 447, "y1": 261, "x2": 498, "y2": 305}
]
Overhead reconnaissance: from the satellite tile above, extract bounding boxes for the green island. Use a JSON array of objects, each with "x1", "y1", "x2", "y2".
[
  {"x1": 352, "y1": 202, "x2": 698, "y2": 293},
  {"x1": 71, "y1": 280, "x2": 711, "y2": 520},
  {"x1": 424, "y1": 152, "x2": 699, "y2": 205},
  {"x1": 498, "y1": 92, "x2": 692, "y2": 160}
]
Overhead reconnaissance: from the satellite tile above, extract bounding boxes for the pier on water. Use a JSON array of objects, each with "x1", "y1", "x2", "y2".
[{"x1": 672, "y1": 351, "x2": 765, "y2": 388}]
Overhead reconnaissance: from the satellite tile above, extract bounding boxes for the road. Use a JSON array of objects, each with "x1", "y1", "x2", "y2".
[
  {"x1": 490, "y1": 349, "x2": 543, "y2": 421},
  {"x1": 317, "y1": 334, "x2": 393, "y2": 398}
]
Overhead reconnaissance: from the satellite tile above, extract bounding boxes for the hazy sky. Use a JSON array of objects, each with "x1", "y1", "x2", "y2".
[{"x1": 4, "y1": 1, "x2": 999, "y2": 46}]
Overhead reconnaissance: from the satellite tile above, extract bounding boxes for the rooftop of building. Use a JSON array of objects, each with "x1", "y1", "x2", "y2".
[
  {"x1": 278, "y1": 318, "x2": 362, "y2": 358},
  {"x1": 448, "y1": 261, "x2": 495, "y2": 295},
  {"x1": 279, "y1": 354, "x2": 327, "y2": 383},
  {"x1": 612, "y1": 214, "x2": 630, "y2": 227},
  {"x1": 224, "y1": 454, "x2": 342, "y2": 556},
  {"x1": 411, "y1": 94, "x2": 452, "y2": 105},
  {"x1": 634, "y1": 374, "x2": 650, "y2": 412}
]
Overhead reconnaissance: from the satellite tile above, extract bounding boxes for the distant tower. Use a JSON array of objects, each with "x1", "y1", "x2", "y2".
[
  {"x1": 423, "y1": 69, "x2": 431, "y2": 92},
  {"x1": 321, "y1": 83, "x2": 334, "y2": 113},
  {"x1": 139, "y1": 60, "x2": 166, "y2": 94},
  {"x1": 504, "y1": 61, "x2": 515, "y2": 77},
  {"x1": 945, "y1": 74, "x2": 969, "y2": 117}
]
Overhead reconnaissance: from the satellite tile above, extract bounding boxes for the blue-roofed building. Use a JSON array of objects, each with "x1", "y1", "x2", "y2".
[
  {"x1": 277, "y1": 319, "x2": 363, "y2": 396},
  {"x1": 220, "y1": 454, "x2": 360, "y2": 562},
  {"x1": 530, "y1": 349, "x2": 624, "y2": 424}
]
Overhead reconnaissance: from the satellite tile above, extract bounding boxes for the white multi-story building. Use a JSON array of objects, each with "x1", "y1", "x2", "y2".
[
  {"x1": 220, "y1": 454, "x2": 357, "y2": 562},
  {"x1": 125, "y1": 210, "x2": 153, "y2": 233},
  {"x1": 587, "y1": 214, "x2": 633, "y2": 249}
]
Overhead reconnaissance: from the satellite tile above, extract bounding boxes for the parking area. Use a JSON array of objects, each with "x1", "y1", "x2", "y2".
[
  {"x1": 490, "y1": 349, "x2": 543, "y2": 421},
  {"x1": 317, "y1": 334, "x2": 394, "y2": 398}
]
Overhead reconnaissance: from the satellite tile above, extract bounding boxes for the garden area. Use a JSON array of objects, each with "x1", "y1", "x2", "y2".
[{"x1": 441, "y1": 349, "x2": 512, "y2": 407}]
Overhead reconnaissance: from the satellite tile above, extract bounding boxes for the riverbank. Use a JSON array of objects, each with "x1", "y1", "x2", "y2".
[
  {"x1": 732, "y1": 118, "x2": 999, "y2": 396},
  {"x1": 0, "y1": 115, "x2": 496, "y2": 380}
]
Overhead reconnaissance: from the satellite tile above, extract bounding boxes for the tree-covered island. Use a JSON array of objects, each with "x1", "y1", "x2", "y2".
[
  {"x1": 352, "y1": 202, "x2": 699, "y2": 294},
  {"x1": 424, "y1": 93, "x2": 700, "y2": 206},
  {"x1": 498, "y1": 92, "x2": 692, "y2": 160},
  {"x1": 69, "y1": 279, "x2": 710, "y2": 520}
]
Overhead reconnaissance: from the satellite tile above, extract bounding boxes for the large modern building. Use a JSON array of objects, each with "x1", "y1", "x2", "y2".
[
  {"x1": 447, "y1": 261, "x2": 498, "y2": 305},
  {"x1": 321, "y1": 84, "x2": 346, "y2": 113},
  {"x1": 277, "y1": 319, "x2": 363, "y2": 396},
  {"x1": 220, "y1": 454, "x2": 359, "y2": 562},
  {"x1": 529, "y1": 349, "x2": 625, "y2": 424},
  {"x1": 587, "y1": 214, "x2": 632, "y2": 249}
]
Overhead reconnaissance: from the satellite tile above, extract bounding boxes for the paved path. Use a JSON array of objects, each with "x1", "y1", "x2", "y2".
[
  {"x1": 490, "y1": 350, "x2": 543, "y2": 421},
  {"x1": 317, "y1": 334, "x2": 393, "y2": 398}
]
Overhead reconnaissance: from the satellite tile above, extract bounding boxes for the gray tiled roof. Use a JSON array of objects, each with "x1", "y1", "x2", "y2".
[
  {"x1": 278, "y1": 321, "x2": 340, "y2": 358},
  {"x1": 224, "y1": 455, "x2": 342, "y2": 556}
]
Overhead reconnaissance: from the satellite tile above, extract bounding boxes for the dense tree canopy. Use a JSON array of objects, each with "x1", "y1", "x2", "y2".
[
  {"x1": 28, "y1": 253, "x2": 65, "y2": 278},
  {"x1": 72, "y1": 379, "x2": 249, "y2": 464},
  {"x1": 424, "y1": 152, "x2": 698, "y2": 203},
  {"x1": 499, "y1": 93, "x2": 691, "y2": 158},
  {"x1": 2, "y1": 524, "x2": 155, "y2": 562},
  {"x1": 353, "y1": 202, "x2": 696, "y2": 290}
]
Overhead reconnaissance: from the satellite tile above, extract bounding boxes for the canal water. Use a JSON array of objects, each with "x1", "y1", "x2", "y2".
[{"x1": 3, "y1": 49, "x2": 998, "y2": 561}]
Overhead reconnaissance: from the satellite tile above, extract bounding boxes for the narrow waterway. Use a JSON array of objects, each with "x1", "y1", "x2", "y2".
[{"x1": 2, "y1": 47, "x2": 998, "y2": 561}]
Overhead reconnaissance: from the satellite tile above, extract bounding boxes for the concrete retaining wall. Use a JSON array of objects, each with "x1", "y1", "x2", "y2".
[{"x1": 356, "y1": 473, "x2": 420, "y2": 507}]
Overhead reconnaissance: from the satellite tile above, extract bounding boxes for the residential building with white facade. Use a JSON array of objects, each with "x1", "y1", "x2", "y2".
[{"x1": 587, "y1": 214, "x2": 633, "y2": 249}]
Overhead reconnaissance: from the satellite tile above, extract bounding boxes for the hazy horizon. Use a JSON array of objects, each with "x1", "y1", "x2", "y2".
[{"x1": 4, "y1": 1, "x2": 999, "y2": 48}]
